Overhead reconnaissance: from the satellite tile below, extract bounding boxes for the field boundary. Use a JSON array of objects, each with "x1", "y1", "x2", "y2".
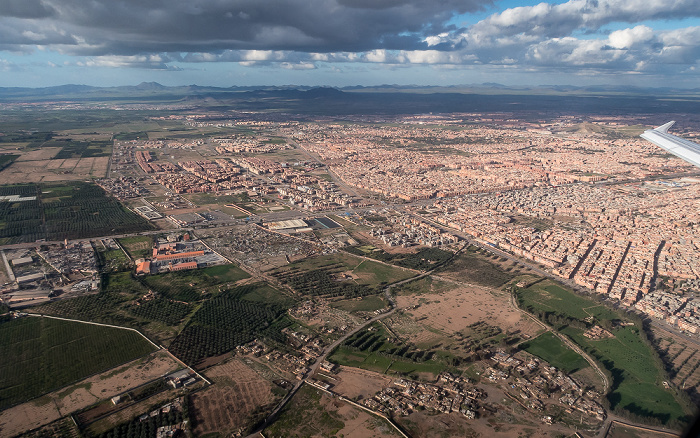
[{"x1": 26, "y1": 313, "x2": 160, "y2": 350}]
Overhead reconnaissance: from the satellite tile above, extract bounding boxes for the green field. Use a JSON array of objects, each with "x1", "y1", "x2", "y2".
[
  {"x1": 517, "y1": 281, "x2": 619, "y2": 322},
  {"x1": 331, "y1": 295, "x2": 387, "y2": 313},
  {"x1": 394, "y1": 276, "x2": 457, "y2": 296},
  {"x1": 516, "y1": 281, "x2": 691, "y2": 425},
  {"x1": 271, "y1": 252, "x2": 415, "y2": 293},
  {"x1": 520, "y1": 332, "x2": 589, "y2": 373},
  {"x1": 143, "y1": 264, "x2": 251, "y2": 302},
  {"x1": 117, "y1": 235, "x2": 154, "y2": 260},
  {"x1": 0, "y1": 316, "x2": 156, "y2": 409}
]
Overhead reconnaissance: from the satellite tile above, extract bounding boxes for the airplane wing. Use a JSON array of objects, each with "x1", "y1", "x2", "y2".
[{"x1": 640, "y1": 121, "x2": 700, "y2": 168}]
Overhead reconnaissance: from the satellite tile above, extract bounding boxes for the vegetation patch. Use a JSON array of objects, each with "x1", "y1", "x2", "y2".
[
  {"x1": 345, "y1": 246, "x2": 453, "y2": 271},
  {"x1": 329, "y1": 322, "x2": 449, "y2": 378},
  {"x1": 117, "y1": 235, "x2": 153, "y2": 260},
  {"x1": 436, "y1": 246, "x2": 516, "y2": 288},
  {"x1": 168, "y1": 283, "x2": 291, "y2": 365},
  {"x1": 520, "y1": 332, "x2": 589, "y2": 373},
  {"x1": 331, "y1": 295, "x2": 387, "y2": 313},
  {"x1": 141, "y1": 264, "x2": 250, "y2": 303},
  {"x1": 0, "y1": 316, "x2": 156, "y2": 410},
  {"x1": 265, "y1": 384, "x2": 344, "y2": 438},
  {"x1": 0, "y1": 182, "x2": 154, "y2": 244},
  {"x1": 515, "y1": 281, "x2": 691, "y2": 427}
]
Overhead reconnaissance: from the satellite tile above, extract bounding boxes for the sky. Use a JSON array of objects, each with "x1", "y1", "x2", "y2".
[{"x1": 1, "y1": 0, "x2": 700, "y2": 88}]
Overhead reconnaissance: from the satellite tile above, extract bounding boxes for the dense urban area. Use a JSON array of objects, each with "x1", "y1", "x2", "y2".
[{"x1": 0, "y1": 87, "x2": 698, "y2": 438}]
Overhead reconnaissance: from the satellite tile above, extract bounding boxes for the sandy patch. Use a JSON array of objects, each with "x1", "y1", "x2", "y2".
[
  {"x1": 331, "y1": 366, "x2": 393, "y2": 400},
  {"x1": 396, "y1": 282, "x2": 534, "y2": 336},
  {"x1": 58, "y1": 158, "x2": 80, "y2": 169},
  {"x1": 0, "y1": 350, "x2": 180, "y2": 437}
]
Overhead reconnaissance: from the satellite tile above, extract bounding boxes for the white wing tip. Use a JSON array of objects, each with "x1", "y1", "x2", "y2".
[{"x1": 655, "y1": 121, "x2": 676, "y2": 133}]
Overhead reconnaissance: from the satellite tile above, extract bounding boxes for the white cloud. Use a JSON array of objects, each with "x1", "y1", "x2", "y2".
[{"x1": 608, "y1": 25, "x2": 654, "y2": 49}]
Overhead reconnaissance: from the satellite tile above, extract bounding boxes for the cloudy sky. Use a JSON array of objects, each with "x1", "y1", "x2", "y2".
[{"x1": 1, "y1": 0, "x2": 699, "y2": 88}]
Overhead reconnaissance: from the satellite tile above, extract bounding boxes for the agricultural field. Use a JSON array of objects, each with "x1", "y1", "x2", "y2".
[
  {"x1": 394, "y1": 275, "x2": 458, "y2": 296},
  {"x1": 0, "y1": 316, "x2": 157, "y2": 410},
  {"x1": 515, "y1": 281, "x2": 693, "y2": 427},
  {"x1": 0, "y1": 350, "x2": 181, "y2": 437},
  {"x1": 96, "y1": 247, "x2": 131, "y2": 272},
  {"x1": 33, "y1": 265, "x2": 253, "y2": 344},
  {"x1": 141, "y1": 263, "x2": 251, "y2": 302},
  {"x1": 168, "y1": 283, "x2": 293, "y2": 366},
  {"x1": 329, "y1": 321, "x2": 449, "y2": 378},
  {"x1": 0, "y1": 182, "x2": 154, "y2": 244},
  {"x1": 436, "y1": 245, "x2": 520, "y2": 288},
  {"x1": 117, "y1": 235, "x2": 154, "y2": 260},
  {"x1": 190, "y1": 358, "x2": 278, "y2": 436},
  {"x1": 269, "y1": 252, "x2": 415, "y2": 299},
  {"x1": 0, "y1": 135, "x2": 111, "y2": 183},
  {"x1": 265, "y1": 384, "x2": 401, "y2": 438},
  {"x1": 331, "y1": 295, "x2": 387, "y2": 313},
  {"x1": 520, "y1": 332, "x2": 589, "y2": 373}
]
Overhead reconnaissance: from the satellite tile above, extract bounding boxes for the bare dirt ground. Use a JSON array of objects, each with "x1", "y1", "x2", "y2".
[
  {"x1": 191, "y1": 358, "x2": 276, "y2": 437},
  {"x1": 331, "y1": 366, "x2": 394, "y2": 400},
  {"x1": 15, "y1": 147, "x2": 62, "y2": 161},
  {"x1": 0, "y1": 157, "x2": 110, "y2": 183},
  {"x1": 0, "y1": 350, "x2": 180, "y2": 437},
  {"x1": 395, "y1": 282, "x2": 540, "y2": 338},
  {"x1": 396, "y1": 410, "x2": 576, "y2": 438},
  {"x1": 325, "y1": 400, "x2": 400, "y2": 438}
]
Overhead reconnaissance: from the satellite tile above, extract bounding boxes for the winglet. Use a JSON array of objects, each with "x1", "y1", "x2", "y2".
[{"x1": 655, "y1": 121, "x2": 676, "y2": 133}]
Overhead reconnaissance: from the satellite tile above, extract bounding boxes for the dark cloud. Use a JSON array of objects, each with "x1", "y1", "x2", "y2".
[
  {"x1": 1, "y1": 0, "x2": 490, "y2": 55},
  {"x1": 0, "y1": 0, "x2": 55, "y2": 19}
]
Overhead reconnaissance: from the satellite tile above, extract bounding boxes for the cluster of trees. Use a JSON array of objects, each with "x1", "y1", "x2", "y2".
[
  {"x1": 38, "y1": 292, "x2": 132, "y2": 325},
  {"x1": 128, "y1": 299, "x2": 192, "y2": 326},
  {"x1": 168, "y1": 285, "x2": 288, "y2": 365},
  {"x1": 273, "y1": 266, "x2": 377, "y2": 298},
  {"x1": 523, "y1": 306, "x2": 589, "y2": 330},
  {"x1": 342, "y1": 329, "x2": 434, "y2": 363},
  {"x1": 0, "y1": 198, "x2": 43, "y2": 242},
  {"x1": 42, "y1": 183, "x2": 154, "y2": 240}
]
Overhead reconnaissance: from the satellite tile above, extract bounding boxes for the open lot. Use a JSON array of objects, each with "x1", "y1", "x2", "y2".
[
  {"x1": 265, "y1": 384, "x2": 400, "y2": 438},
  {"x1": 190, "y1": 358, "x2": 277, "y2": 436},
  {"x1": 396, "y1": 280, "x2": 536, "y2": 337},
  {"x1": 0, "y1": 350, "x2": 179, "y2": 437},
  {"x1": 0, "y1": 156, "x2": 110, "y2": 183}
]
